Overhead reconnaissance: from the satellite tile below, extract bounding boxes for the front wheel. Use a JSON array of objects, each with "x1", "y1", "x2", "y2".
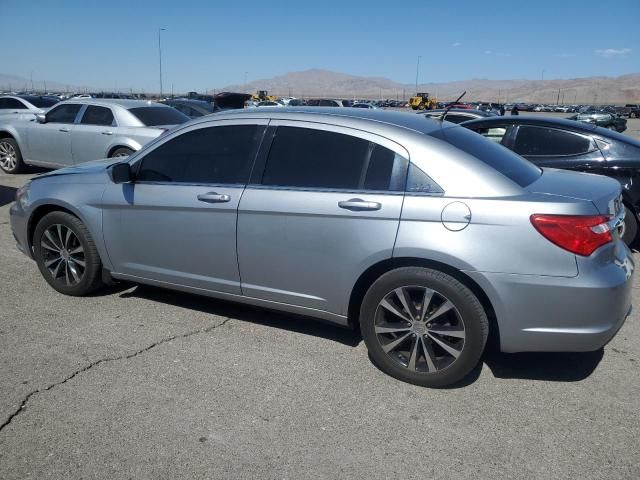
[
  {"x1": 360, "y1": 267, "x2": 488, "y2": 388},
  {"x1": 0, "y1": 137, "x2": 25, "y2": 174},
  {"x1": 33, "y1": 211, "x2": 105, "y2": 296}
]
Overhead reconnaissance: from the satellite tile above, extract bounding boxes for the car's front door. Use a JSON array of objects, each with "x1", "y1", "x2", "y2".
[
  {"x1": 510, "y1": 125, "x2": 605, "y2": 171},
  {"x1": 72, "y1": 105, "x2": 116, "y2": 164},
  {"x1": 26, "y1": 103, "x2": 82, "y2": 165},
  {"x1": 102, "y1": 120, "x2": 268, "y2": 294},
  {"x1": 237, "y1": 122, "x2": 408, "y2": 316}
]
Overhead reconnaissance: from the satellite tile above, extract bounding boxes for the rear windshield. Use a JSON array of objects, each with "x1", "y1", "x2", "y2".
[
  {"x1": 431, "y1": 126, "x2": 542, "y2": 187},
  {"x1": 19, "y1": 95, "x2": 60, "y2": 108},
  {"x1": 128, "y1": 106, "x2": 189, "y2": 126}
]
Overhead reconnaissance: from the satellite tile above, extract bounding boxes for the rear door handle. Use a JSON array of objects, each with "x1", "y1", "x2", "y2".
[
  {"x1": 58, "y1": 127, "x2": 70, "y2": 133},
  {"x1": 338, "y1": 198, "x2": 382, "y2": 211},
  {"x1": 197, "y1": 192, "x2": 231, "y2": 203},
  {"x1": 101, "y1": 130, "x2": 113, "y2": 135}
]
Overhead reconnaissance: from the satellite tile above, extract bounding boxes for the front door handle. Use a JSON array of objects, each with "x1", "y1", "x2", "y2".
[
  {"x1": 58, "y1": 127, "x2": 70, "y2": 133},
  {"x1": 101, "y1": 130, "x2": 113, "y2": 135},
  {"x1": 197, "y1": 192, "x2": 231, "y2": 203},
  {"x1": 338, "y1": 198, "x2": 382, "y2": 211}
]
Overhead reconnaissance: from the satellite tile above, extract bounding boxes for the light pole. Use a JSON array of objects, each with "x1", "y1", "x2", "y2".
[
  {"x1": 415, "y1": 56, "x2": 421, "y2": 93},
  {"x1": 158, "y1": 28, "x2": 166, "y2": 98}
]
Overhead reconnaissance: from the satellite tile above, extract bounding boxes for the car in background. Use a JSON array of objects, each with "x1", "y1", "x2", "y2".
[
  {"x1": 10, "y1": 108, "x2": 632, "y2": 388},
  {"x1": 0, "y1": 95, "x2": 60, "y2": 120},
  {"x1": 256, "y1": 100, "x2": 284, "y2": 107},
  {"x1": 462, "y1": 115, "x2": 640, "y2": 244},
  {"x1": 569, "y1": 111, "x2": 627, "y2": 133},
  {"x1": 0, "y1": 99, "x2": 189, "y2": 174},
  {"x1": 352, "y1": 102, "x2": 378, "y2": 109},
  {"x1": 419, "y1": 108, "x2": 498, "y2": 124},
  {"x1": 287, "y1": 98, "x2": 307, "y2": 106},
  {"x1": 623, "y1": 104, "x2": 640, "y2": 118},
  {"x1": 315, "y1": 99, "x2": 350, "y2": 107},
  {"x1": 164, "y1": 99, "x2": 218, "y2": 118}
]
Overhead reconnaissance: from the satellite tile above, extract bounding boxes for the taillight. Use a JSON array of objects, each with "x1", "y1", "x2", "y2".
[{"x1": 530, "y1": 214, "x2": 612, "y2": 256}]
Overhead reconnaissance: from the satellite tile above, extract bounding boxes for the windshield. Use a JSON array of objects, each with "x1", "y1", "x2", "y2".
[
  {"x1": 431, "y1": 126, "x2": 542, "y2": 187},
  {"x1": 129, "y1": 106, "x2": 189, "y2": 126}
]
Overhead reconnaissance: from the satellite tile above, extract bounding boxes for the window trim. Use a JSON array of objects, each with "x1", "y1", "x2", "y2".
[
  {"x1": 513, "y1": 125, "x2": 598, "y2": 158},
  {"x1": 131, "y1": 119, "x2": 270, "y2": 186},
  {"x1": 248, "y1": 120, "x2": 411, "y2": 194}
]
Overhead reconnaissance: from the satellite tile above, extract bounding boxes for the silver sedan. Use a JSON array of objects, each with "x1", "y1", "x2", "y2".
[
  {"x1": 0, "y1": 99, "x2": 189, "y2": 173},
  {"x1": 9, "y1": 108, "x2": 634, "y2": 387}
]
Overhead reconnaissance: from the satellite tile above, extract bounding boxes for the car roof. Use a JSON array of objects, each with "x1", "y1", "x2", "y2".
[
  {"x1": 200, "y1": 107, "x2": 445, "y2": 135},
  {"x1": 461, "y1": 115, "x2": 599, "y2": 132},
  {"x1": 59, "y1": 99, "x2": 169, "y2": 109}
]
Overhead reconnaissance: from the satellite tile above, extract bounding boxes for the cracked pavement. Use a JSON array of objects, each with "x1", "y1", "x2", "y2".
[{"x1": 1, "y1": 164, "x2": 639, "y2": 479}]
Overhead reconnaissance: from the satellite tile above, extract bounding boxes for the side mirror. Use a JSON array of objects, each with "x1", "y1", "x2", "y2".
[
  {"x1": 36, "y1": 113, "x2": 46, "y2": 124},
  {"x1": 110, "y1": 162, "x2": 133, "y2": 184}
]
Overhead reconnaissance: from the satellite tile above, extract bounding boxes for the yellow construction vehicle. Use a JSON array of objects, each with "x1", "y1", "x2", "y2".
[
  {"x1": 251, "y1": 90, "x2": 278, "y2": 102},
  {"x1": 409, "y1": 92, "x2": 438, "y2": 110}
]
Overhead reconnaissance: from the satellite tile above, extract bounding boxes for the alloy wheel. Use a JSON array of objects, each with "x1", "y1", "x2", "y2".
[
  {"x1": 374, "y1": 286, "x2": 465, "y2": 373},
  {"x1": 40, "y1": 224, "x2": 86, "y2": 286},
  {"x1": 0, "y1": 141, "x2": 17, "y2": 171}
]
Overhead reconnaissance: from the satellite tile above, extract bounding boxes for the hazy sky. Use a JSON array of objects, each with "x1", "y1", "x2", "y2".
[{"x1": 1, "y1": 0, "x2": 638, "y2": 92}]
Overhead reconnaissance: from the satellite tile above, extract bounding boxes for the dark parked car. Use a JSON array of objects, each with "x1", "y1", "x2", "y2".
[
  {"x1": 462, "y1": 116, "x2": 640, "y2": 244},
  {"x1": 569, "y1": 111, "x2": 627, "y2": 133},
  {"x1": 419, "y1": 108, "x2": 498, "y2": 124},
  {"x1": 623, "y1": 104, "x2": 640, "y2": 118},
  {"x1": 164, "y1": 99, "x2": 219, "y2": 118}
]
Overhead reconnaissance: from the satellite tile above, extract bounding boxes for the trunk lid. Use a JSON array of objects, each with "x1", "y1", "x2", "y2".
[{"x1": 527, "y1": 168, "x2": 622, "y2": 216}]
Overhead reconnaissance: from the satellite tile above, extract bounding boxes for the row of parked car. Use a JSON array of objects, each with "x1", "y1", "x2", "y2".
[{"x1": 1, "y1": 95, "x2": 639, "y2": 244}]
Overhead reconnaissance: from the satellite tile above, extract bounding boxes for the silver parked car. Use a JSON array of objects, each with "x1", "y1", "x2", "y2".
[
  {"x1": 0, "y1": 95, "x2": 60, "y2": 120},
  {"x1": 0, "y1": 99, "x2": 189, "y2": 174},
  {"x1": 9, "y1": 108, "x2": 633, "y2": 387}
]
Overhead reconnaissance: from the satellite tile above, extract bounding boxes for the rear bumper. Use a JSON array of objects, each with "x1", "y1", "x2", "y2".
[{"x1": 466, "y1": 247, "x2": 634, "y2": 353}]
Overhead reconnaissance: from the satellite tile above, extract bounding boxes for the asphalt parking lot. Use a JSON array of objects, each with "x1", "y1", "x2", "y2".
[{"x1": 1, "y1": 117, "x2": 639, "y2": 479}]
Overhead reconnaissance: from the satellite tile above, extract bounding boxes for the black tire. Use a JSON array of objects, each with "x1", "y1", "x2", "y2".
[
  {"x1": 109, "y1": 147, "x2": 134, "y2": 158},
  {"x1": 622, "y1": 205, "x2": 638, "y2": 246},
  {"x1": 360, "y1": 267, "x2": 488, "y2": 388},
  {"x1": 33, "y1": 211, "x2": 104, "y2": 296},
  {"x1": 0, "y1": 137, "x2": 25, "y2": 174}
]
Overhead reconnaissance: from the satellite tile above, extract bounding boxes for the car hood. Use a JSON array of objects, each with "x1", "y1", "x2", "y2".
[
  {"x1": 34, "y1": 158, "x2": 116, "y2": 180},
  {"x1": 528, "y1": 168, "x2": 622, "y2": 215}
]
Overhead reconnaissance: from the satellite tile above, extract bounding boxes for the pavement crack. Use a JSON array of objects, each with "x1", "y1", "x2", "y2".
[{"x1": 0, "y1": 317, "x2": 232, "y2": 434}]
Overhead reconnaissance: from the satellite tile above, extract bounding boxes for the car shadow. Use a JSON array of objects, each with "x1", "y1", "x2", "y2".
[
  {"x1": 482, "y1": 347, "x2": 604, "y2": 383},
  {"x1": 119, "y1": 284, "x2": 361, "y2": 347},
  {"x1": 114, "y1": 283, "x2": 606, "y2": 385},
  {"x1": 0, "y1": 185, "x2": 17, "y2": 207}
]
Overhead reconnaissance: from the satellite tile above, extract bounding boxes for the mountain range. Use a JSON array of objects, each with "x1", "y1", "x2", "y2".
[{"x1": 2, "y1": 69, "x2": 639, "y2": 104}]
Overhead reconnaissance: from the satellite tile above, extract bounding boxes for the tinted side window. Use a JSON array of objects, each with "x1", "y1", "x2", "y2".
[
  {"x1": 80, "y1": 106, "x2": 115, "y2": 126},
  {"x1": 137, "y1": 125, "x2": 264, "y2": 184},
  {"x1": 513, "y1": 126, "x2": 592, "y2": 156},
  {"x1": 262, "y1": 126, "x2": 407, "y2": 191},
  {"x1": 46, "y1": 104, "x2": 82, "y2": 123},
  {"x1": 0, "y1": 98, "x2": 27, "y2": 109}
]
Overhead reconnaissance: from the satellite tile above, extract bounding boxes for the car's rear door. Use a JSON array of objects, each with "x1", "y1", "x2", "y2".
[
  {"x1": 26, "y1": 103, "x2": 82, "y2": 165},
  {"x1": 71, "y1": 105, "x2": 117, "y2": 163},
  {"x1": 236, "y1": 122, "x2": 408, "y2": 316},
  {"x1": 102, "y1": 120, "x2": 268, "y2": 294}
]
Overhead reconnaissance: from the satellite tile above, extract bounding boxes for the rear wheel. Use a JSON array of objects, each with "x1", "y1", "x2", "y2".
[
  {"x1": 110, "y1": 147, "x2": 134, "y2": 158},
  {"x1": 360, "y1": 267, "x2": 488, "y2": 388},
  {"x1": 623, "y1": 205, "x2": 638, "y2": 246},
  {"x1": 33, "y1": 212, "x2": 104, "y2": 296},
  {"x1": 0, "y1": 138, "x2": 24, "y2": 174}
]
